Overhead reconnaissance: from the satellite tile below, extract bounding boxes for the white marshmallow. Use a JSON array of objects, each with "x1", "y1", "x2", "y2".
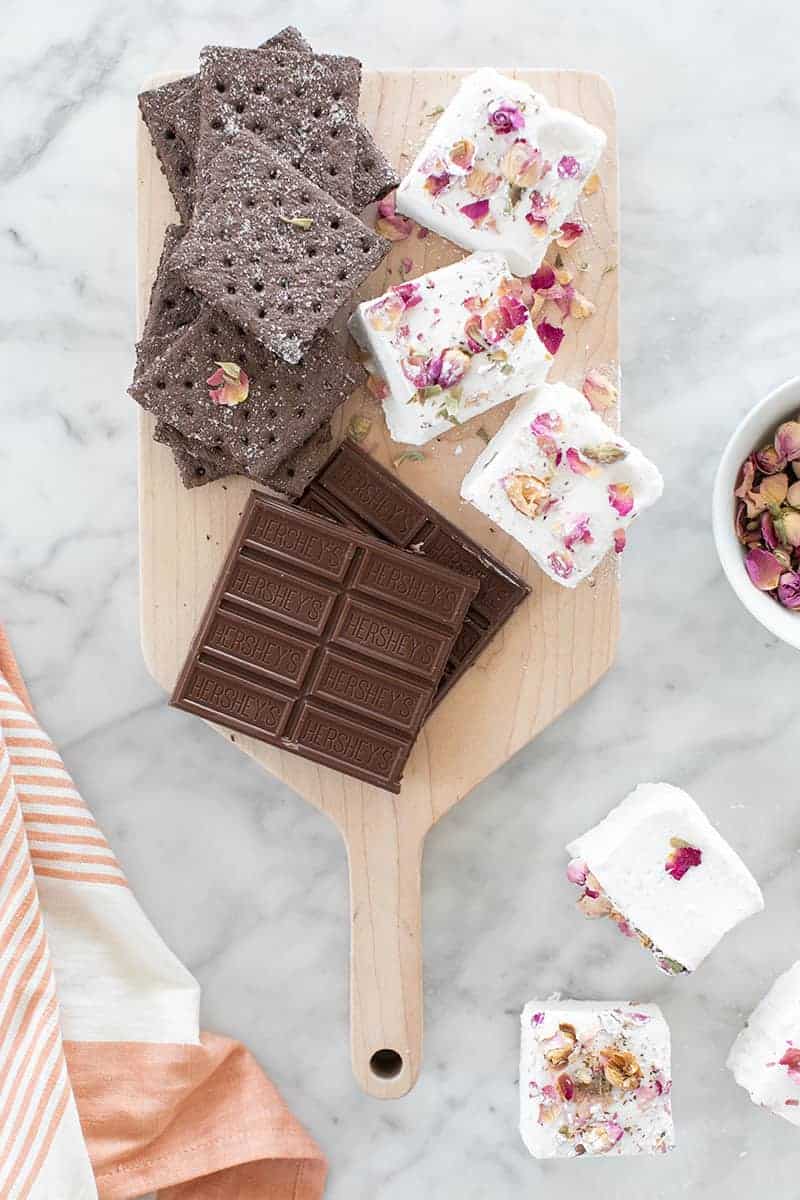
[
  {"x1": 460, "y1": 382, "x2": 663, "y2": 587},
  {"x1": 727, "y1": 962, "x2": 800, "y2": 1126},
  {"x1": 566, "y1": 782, "x2": 764, "y2": 973},
  {"x1": 348, "y1": 252, "x2": 550, "y2": 445},
  {"x1": 396, "y1": 69, "x2": 606, "y2": 276},
  {"x1": 520, "y1": 999, "x2": 675, "y2": 1158}
]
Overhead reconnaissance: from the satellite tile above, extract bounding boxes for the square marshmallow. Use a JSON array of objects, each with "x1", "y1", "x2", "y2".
[
  {"x1": 520, "y1": 999, "x2": 675, "y2": 1158},
  {"x1": 348, "y1": 252, "x2": 550, "y2": 445},
  {"x1": 460, "y1": 382, "x2": 663, "y2": 587},
  {"x1": 727, "y1": 962, "x2": 800, "y2": 1126},
  {"x1": 566, "y1": 782, "x2": 764, "y2": 974},
  {"x1": 396, "y1": 69, "x2": 606, "y2": 276}
]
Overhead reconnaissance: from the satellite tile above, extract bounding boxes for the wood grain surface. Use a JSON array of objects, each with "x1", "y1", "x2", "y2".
[{"x1": 137, "y1": 67, "x2": 619, "y2": 1097}]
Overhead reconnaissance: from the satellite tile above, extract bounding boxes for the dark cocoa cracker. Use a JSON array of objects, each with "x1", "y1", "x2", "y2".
[
  {"x1": 155, "y1": 419, "x2": 334, "y2": 495},
  {"x1": 141, "y1": 225, "x2": 200, "y2": 343},
  {"x1": 138, "y1": 79, "x2": 196, "y2": 221},
  {"x1": 129, "y1": 306, "x2": 363, "y2": 476},
  {"x1": 351, "y1": 135, "x2": 399, "y2": 210},
  {"x1": 171, "y1": 134, "x2": 388, "y2": 364},
  {"x1": 195, "y1": 44, "x2": 361, "y2": 207}
]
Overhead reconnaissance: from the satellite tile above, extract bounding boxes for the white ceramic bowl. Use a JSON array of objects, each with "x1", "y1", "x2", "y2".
[{"x1": 712, "y1": 375, "x2": 800, "y2": 649}]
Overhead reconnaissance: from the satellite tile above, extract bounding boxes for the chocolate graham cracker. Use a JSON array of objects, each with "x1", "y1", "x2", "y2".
[
  {"x1": 170, "y1": 133, "x2": 388, "y2": 364},
  {"x1": 195, "y1": 45, "x2": 361, "y2": 207},
  {"x1": 299, "y1": 441, "x2": 531, "y2": 706},
  {"x1": 171, "y1": 493, "x2": 479, "y2": 791},
  {"x1": 154, "y1": 419, "x2": 334, "y2": 495},
  {"x1": 141, "y1": 225, "x2": 200, "y2": 344},
  {"x1": 138, "y1": 78, "x2": 196, "y2": 221},
  {"x1": 129, "y1": 307, "x2": 363, "y2": 477}
]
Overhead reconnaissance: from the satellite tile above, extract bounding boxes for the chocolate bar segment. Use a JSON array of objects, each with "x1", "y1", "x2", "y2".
[
  {"x1": 172, "y1": 494, "x2": 478, "y2": 792},
  {"x1": 298, "y1": 441, "x2": 530, "y2": 706}
]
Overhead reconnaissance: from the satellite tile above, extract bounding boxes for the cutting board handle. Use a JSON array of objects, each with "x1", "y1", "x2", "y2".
[{"x1": 346, "y1": 798, "x2": 423, "y2": 1098}]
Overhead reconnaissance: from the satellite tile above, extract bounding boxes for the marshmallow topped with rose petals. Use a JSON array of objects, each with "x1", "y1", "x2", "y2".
[
  {"x1": 395, "y1": 69, "x2": 606, "y2": 276},
  {"x1": 727, "y1": 962, "x2": 800, "y2": 1126},
  {"x1": 460, "y1": 382, "x2": 663, "y2": 586},
  {"x1": 348, "y1": 252, "x2": 550, "y2": 445},
  {"x1": 566, "y1": 783, "x2": 764, "y2": 974},
  {"x1": 520, "y1": 999, "x2": 675, "y2": 1159}
]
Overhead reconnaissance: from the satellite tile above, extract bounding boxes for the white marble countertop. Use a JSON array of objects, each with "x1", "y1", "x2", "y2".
[{"x1": 3, "y1": 0, "x2": 800, "y2": 1195}]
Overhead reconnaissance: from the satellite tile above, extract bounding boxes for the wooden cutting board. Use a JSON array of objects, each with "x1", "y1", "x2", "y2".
[{"x1": 137, "y1": 67, "x2": 619, "y2": 1098}]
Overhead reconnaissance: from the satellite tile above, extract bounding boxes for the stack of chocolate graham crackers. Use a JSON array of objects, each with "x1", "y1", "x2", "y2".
[{"x1": 130, "y1": 26, "x2": 397, "y2": 495}]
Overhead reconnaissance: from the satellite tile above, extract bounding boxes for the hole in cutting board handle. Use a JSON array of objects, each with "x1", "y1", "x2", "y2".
[{"x1": 369, "y1": 1048, "x2": 403, "y2": 1079}]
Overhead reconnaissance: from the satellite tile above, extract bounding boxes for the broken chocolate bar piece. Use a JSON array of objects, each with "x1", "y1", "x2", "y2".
[
  {"x1": 171, "y1": 133, "x2": 388, "y2": 364},
  {"x1": 154, "y1": 419, "x2": 334, "y2": 495},
  {"x1": 299, "y1": 441, "x2": 530, "y2": 706},
  {"x1": 171, "y1": 494, "x2": 479, "y2": 791},
  {"x1": 129, "y1": 307, "x2": 363, "y2": 477}
]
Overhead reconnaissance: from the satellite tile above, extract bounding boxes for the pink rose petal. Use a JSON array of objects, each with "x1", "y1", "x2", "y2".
[
  {"x1": 608, "y1": 482, "x2": 634, "y2": 517},
  {"x1": 535, "y1": 321, "x2": 564, "y2": 355},
  {"x1": 488, "y1": 103, "x2": 525, "y2": 134},
  {"x1": 745, "y1": 546, "x2": 783, "y2": 590},
  {"x1": 557, "y1": 154, "x2": 580, "y2": 179}
]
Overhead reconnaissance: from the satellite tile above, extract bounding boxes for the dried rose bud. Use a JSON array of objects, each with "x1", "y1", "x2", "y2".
[
  {"x1": 557, "y1": 154, "x2": 581, "y2": 179},
  {"x1": 582, "y1": 368, "x2": 618, "y2": 413},
  {"x1": 774, "y1": 507, "x2": 800, "y2": 548},
  {"x1": 775, "y1": 420, "x2": 800, "y2": 463},
  {"x1": 778, "y1": 571, "x2": 800, "y2": 609},
  {"x1": 503, "y1": 472, "x2": 553, "y2": 518},
  {"x1": 755, "y1": 443, "x2": 787, "y2": 474},
  {"x1": 761, "y1": 511, "x2": 779, "y2": 550},
  {"x1": 788, "y1": 481, "x2": 800, "y2": 507},
  {"x1": 745, "y1": 546, "x2": 783, "y2": 591},
  {"x1": 600, "y1": 1048, "x2": 642, "y2": 1091},
  {"x1": 206, "y1": 362, "x2": 249, "y2": 406},
  {"x1": 488, "y1": 103, "x2": 525, "y2": 134}
]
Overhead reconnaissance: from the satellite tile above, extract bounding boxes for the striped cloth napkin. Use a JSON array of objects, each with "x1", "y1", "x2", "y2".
[{"x1": 0, "y1": 627, "x2": 327, "y2": 1200}]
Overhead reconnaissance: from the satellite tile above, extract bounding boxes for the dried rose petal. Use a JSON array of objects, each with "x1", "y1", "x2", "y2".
[
  {"x1": 566, "y1": 448, "x2": 598, "y2": 477},
  {"x1": 460, "y1": 198, "x2": 491, "y2": 224},
  {"x1": 745, "y1": 546, "x2": 783, "y2": 590},
  {"x1": 531, "y1": 1011, "x2": 544, "y2": 1026},
  {"x1": 557, "y1": 154, "x2": 580, "y2": 179},
  {"x1": 735, "y1": 502, "x2": 749, "y2": 543},
  {"x1": 779, "y1": 1047, "x2": 800, "y2": 1078},
  {"x1": 548, "y1": 550, "x2": 574, "y2": 580},
  {"x1": 613, "y1": 528, "x2": 627, "y2": 554},
  {"x1": 465, "y1": 165, "x2": 502, "y2": 198},
  {"x1": 566, "y1": 859, "x2": 589, "y2": 885},
  {"x1": 536, "y1": 321, "x2": 564, "y2": 356},
  {"x1": 498, "y1": 293, "x2": 528, "y2": 331},
  {"x1": 608, "y1": 483, "x2": 634, "y2": 517},
  {"x1": 401, "y1": 353, "x2": 432, "y2": 388},
  {"x1": 424, "y1": 172, "x2": 452, "y2": 196},
  {"x1": 207, "y1": 361, "x2": 249, "y2": 406},
  {"x1": 582, "y1": 368, "x2": 618, "y2": 413},
  {"x1": 557, "y1": 1073, "x2": 575, "y2": 1101},
  {"x1": 530, "y1": 265, "x2": 556, "y2": 292},
  {"x1": 788, "y1": 481, "x2": 800, "y2": 507},
  {"x1": 761, "y1": 511, "x2": 779, "y2": 550},
  {"x1": 556, "y1": 221, "x2": 584, "y2": 248},
  {"x1": 564, "y1": 514, "x2": 593, "y2": 552},
  {"x1": 393, "y1": 282, "x2": 422, "y2": 310},
  {"x1": 365, "y1": 373, "x2": 389, "y2": 401},
  {"x1": 375, "y1": 192, "x2": 414, "y2": 241},
  {"x1": 449, "y1": 138, "x2": 475, "y2": 171},
  {"x1": 367, "y1": 292, "x2": 406, "y2": 332},
  {"x1": 499, "y1": 139, "x2": 542, "y2": 188},
  {"x1": 583, "y1": 172, "x2": 601, "y2": 196},
  {"x1": 778, "y1": 571, "x2": 800, "y2": 609},
  {"x1": 463, "y1": 313, "x2": 488, "y2": 353},
  {"x1": 530, "y1": 412, "x2": 563, "y2": 436},
  {"x1": 734, "y1": 456, "x2": 756, "y2": 500},
  {"x1": 755, "y1": 443, "x2": 787, "y2": 475},
  {"x1": 775, "y1": 421, "x2": 800, "y2": 463},
  {"x1": 488, "y1": 103, "x2": 525, "y2": 134},
  {"x1": 665, "y1": 840, "x2": 703, "y2": 881},
  {"x1": 569, "y1": 291, "x2": 595, "y2": 319},
  {"x1": 503, "y1": 472, "x2": 553, "y2": 518}
]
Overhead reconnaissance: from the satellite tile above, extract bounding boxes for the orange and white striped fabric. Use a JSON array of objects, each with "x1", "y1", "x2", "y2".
[{"x1": 0, "y1": 629, "x2": 327, "y2": 1200}]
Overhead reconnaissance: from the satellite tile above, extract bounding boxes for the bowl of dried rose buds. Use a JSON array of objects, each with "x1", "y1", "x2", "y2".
[{"x1": 713, "y1": 376, "x2": 800, "y2": 648}]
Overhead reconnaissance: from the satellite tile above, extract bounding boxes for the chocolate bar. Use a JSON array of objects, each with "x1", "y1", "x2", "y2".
[
  {"x1": 298, "y1": 441, "x2": 530, "y2": 705},
  {"x1": 171, "y1": 494, "x2": 479, "y2": 792}
]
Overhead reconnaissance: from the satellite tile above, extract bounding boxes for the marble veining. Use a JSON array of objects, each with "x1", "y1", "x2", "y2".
[{"x1": 3, "y1": 1, "x2": 800, "y2": 1195}]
